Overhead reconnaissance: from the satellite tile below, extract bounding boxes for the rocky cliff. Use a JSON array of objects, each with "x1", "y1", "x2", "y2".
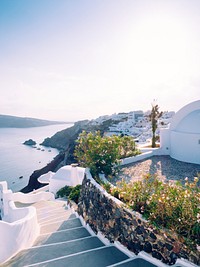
[{"x1": 22, "y1": 119, "x2": 114, "y2": 192}]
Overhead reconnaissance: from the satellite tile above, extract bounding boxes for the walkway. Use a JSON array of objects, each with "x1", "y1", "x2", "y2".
[
  {"x1": 114, "y1": 155, "x2": 200, "y2": 185},
  {"x1": 2, "y1": 199, "x2": 161, "y2": 267}
]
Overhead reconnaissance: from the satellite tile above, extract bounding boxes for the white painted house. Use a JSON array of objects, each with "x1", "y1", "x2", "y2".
[{"x1": 160, "y1": 100, "x2": 200, "y2": 164}]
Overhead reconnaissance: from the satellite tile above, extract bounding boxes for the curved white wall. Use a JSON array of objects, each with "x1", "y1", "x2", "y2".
[
  {"x1": 49, "y1": 166, "x2": 85, "y2": 195},
  {"x1": 170, "y1": 100, "x2": 200, "y2": 131},
  {"x1": 175, "y1": 110, "x2": 200, "y2": 133},
  {"x1": 160, "y1": 100, "x2": 200, "y2": 164},
  {"x1": 0, "y1": 201, "x2": 40, "y2": 264},
  {"x1": 170, "y1": 131, "x2": 200, "y2": 164},
  {"x1": 0, "y1": 181, "x2": 54, "y2": 264}
]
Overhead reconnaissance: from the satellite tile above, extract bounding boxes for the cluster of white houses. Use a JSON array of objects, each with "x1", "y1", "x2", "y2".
[
  {"x1": 91, "y1": 100, "x2": 200, "y2": 165},
  {"x1": 91, "y1": 109, "x2": 175, "y2": 142}
]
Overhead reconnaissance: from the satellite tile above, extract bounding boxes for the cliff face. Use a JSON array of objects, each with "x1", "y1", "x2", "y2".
[
  {"x1": 40, "y1": 119, "x2": 114, "y2": 150},
  {"x1": 22, "y1": 119, "x2": 114, "y2": 192},
  {"x1": 40, "y1": 120, "x2": 90, "y2": 150}
]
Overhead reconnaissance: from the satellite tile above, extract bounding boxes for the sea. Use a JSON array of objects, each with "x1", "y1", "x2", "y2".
[{"x1": 0, "y1": 123, "x2": 73, "y2": 192}]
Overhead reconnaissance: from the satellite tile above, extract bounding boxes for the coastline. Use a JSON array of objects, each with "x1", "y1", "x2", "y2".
[{"x1": 21, "y1": 152, "x2": 65, "y2": 193}]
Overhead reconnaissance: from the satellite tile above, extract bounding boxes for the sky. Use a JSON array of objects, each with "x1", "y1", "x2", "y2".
[{"x1": 0, "y1": 0, "x2": 200, "y2": 121}]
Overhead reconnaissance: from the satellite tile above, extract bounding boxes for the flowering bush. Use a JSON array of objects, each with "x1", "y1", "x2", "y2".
[
  {"x1": 74, "y1": 131, "x2": 140, "y2": 177},
  {"x1": 110, "y1": 175, "x2": 200, "y2": 246}
]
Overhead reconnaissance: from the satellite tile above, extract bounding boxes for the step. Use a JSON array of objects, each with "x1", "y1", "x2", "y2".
[
  {"x1": 36, "y1": 206, "x2": 69, "y2": 217},
  {"x1": 108, "y1": 257, "x2": 158, "y2": 267},
  {"x1": 38, "y1": 210, "x2": 73, "y2": 224},
  {"x1": 4, "y1": 236, "x2": 105, "y2": 267},
  {"x1": 40, "y1": 217, "x2": 82, "y2": 234},
  {"x1": 26, "y1": 246, "x2": 129, "y2": 267},
  {"x1": 34, "y1": 226, "x2": 91, "y2": 246}
]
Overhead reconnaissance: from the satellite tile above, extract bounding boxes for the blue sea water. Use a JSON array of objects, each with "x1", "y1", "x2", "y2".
[{"x1": 0, "y1": 124, "x2": 73, "y2": 192}]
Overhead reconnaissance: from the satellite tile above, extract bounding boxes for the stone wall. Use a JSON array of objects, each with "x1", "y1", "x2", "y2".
[{"x1": 78, "y1": 170, "x2": 200, "y2": 266}]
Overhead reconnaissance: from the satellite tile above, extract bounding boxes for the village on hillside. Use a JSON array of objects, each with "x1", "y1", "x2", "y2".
[{"x1": 90, "y1": 110, "x2": 175, "y2": 143}]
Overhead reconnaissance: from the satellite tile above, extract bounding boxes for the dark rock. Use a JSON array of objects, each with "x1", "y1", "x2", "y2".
[
  {"x1": 135, "y1": 226, "x2": 143, "y2": 235},
  {"x1": 150, "y1": 232, "x2": 157, "y2": 240},
  {"x1": 153, "y1": 244, "x2": 158, "y2": 250},
  {"x1": 152, "y1": 251, "x2": 163, "y2": 260},
  {"x1": 169, "y1": 252, "x2": 178, "y2": 265},
  {"x1": 133, "y1": 242, "x2": 143, "y2": 254},
  {"x1": 158, "y1": 241, "x2": 164, "y2": 247},
  {"x1": 23, "y1": 139, "x2": 36, "y2": 146},
  {"x1": 144, "y1": 241, "x2": 152, "y2": 253},
  {"x1": 166, "y1": 243, "x2": 173, "y2": 251},
  {"x1": 21, "y1": 152, "x2": 65, "y2": 193}
]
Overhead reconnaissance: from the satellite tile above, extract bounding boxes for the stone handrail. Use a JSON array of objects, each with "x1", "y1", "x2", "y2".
[{"x1": 0, "y1": 201, "x2": 40, "y2": 264}]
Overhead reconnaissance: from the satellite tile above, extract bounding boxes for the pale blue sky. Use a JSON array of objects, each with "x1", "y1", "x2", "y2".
[{"x1": 0, "y1": 0, "x2": 200, "y2": 121}]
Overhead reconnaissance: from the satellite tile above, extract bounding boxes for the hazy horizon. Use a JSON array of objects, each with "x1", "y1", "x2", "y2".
[{"x1": 1, "y1": 0, "x2": 200, "y2": 121}]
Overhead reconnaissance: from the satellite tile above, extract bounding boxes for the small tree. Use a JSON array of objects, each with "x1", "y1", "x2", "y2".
[
  {"x1": 149, "y1": 101, "x2": 163, "y2": 148},
  {"x1": 74, "y1": 131, "x2": 139, "y2": 177}
]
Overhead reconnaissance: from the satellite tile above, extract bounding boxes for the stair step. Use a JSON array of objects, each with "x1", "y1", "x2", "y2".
[
  {"x1": 38, "y1": 211, "x2": 74, "y2": 225},
  {"x1": 37, "y1": 206, "x2": 69, "y2": 217},
  {"x1": 38, "y1": 210, "x2": 72, "y2": 222},
  {"x1": 40, "y1": 218, "x2": 82, "y2": 234},
  {"x1": 31, "y1": 200, "x2": 67, "y2": 210},
  {"x1": 4, "y1": 236, "x2": 105, "y2": 267},
  {"x1": 109, "y1": 257, "x2": 158, "y2": 267},
  {"x1": 34, "y1": 226, "x2": 91, "y2": 246},
  {"x1": 27, "y1": 246, "x2": 129, "y2": 267}
]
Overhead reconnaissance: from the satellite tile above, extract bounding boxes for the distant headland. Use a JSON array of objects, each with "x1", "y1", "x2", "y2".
[{"x1": 0, "y1": 114, "x2": 72, "y2": 128}]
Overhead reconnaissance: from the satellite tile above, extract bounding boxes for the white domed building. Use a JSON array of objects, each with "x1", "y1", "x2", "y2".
[{"x1": 160, "y1": 100, "x2": 200, "y2": 164}]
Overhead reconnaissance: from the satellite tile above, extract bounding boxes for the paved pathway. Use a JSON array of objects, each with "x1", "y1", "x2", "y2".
[{"x1": 114, "y1": 156, "x2": 200, "y2": 185}]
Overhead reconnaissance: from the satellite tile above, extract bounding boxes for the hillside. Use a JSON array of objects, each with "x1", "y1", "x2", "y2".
[
  {"x1": 41, "y1": 119, "x2": 114, "y2": 150},
  {"x1": 22, "y1": 119, "x2": 114, "y2": 192},
  {"x1": 0, "y1": 114, "x2": 69, "y2": 128}
]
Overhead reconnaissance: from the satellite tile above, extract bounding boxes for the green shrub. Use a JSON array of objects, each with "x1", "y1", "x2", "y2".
[
  {"x1": 56, "y1": 185, "x2": 73, "y2": 198},
  {"x1": 74, "y1": 130, "x2": 140, "y2": 177},
  {"x1": 110, "y1": 175, "x2": 200, "y2": 246},
  {"x1": 68, "y1": 185, "x2": 81, "y2": 203},
  {"x1": 56, "y1": 184, "x2": 81, "y2": 204}
]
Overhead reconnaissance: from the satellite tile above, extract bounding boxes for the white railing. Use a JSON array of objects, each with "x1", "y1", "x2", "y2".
[
  {"x1": 0, "y1": 181, "x2": 55, "y2": 264},
  {"x1": 0, "y1": 200, "x2": 40, "y2": 264},
  {"x1": 12, "y1": 190, "x2": 54, "y2": 204},
  {"x1": 120, "y1": 147, "x2": 163, "y2": 166}
]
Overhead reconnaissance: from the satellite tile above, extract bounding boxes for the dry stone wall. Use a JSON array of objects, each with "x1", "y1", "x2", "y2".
[{"x1": 78, "y1": 172, "x2": 200, "y2": 266}]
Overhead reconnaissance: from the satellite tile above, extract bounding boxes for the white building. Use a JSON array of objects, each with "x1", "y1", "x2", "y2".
[{"x1": 160, "y1": 100, "x2": 200, "y2": 164}]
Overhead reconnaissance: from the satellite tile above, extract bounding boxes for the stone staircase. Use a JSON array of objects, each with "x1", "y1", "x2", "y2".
[{"x1": 1, "y1": 200, "x2": 179, "y2": 267}]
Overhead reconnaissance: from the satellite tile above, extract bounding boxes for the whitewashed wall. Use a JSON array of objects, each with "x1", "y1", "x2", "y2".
[
  {"x1": 170, "y1": 131, "x2": 200, "y2": 164},
  {"x1": 159, "y1": 128, "x2": 170, "y2": 155},
  {"x1": 0, "y1": 181, "x2": 54, "y2": 264},
  {"x1": 160, "y1": 100, "x2": 200, "y2": 164},
  {"x1": 0, "y1": 200, "x2": 40, "y2": 264}
]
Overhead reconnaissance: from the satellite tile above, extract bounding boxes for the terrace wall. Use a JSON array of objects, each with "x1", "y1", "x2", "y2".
[{"x1": 78, "y1": 170, "x2": 200, "y2": 266}]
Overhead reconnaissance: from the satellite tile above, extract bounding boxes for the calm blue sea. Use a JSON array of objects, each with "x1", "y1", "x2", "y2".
[{"x1": 0, "y1": 124, "x2": 73, "y2": 192}]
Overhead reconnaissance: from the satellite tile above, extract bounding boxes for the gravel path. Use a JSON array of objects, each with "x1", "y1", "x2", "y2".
[{"x1": 112, "y1": 155, "x2": 200, "y2": 185}]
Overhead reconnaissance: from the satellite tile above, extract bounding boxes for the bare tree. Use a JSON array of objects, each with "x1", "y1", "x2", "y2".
[{"x1": 149, "y1": 101, "x2": 163, "y2": 148}]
